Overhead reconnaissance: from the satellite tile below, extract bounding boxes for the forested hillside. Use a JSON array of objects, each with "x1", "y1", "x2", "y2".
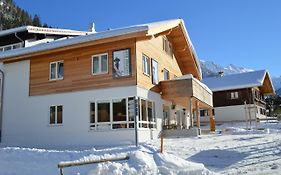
[{"x1": 0, "y1": 0, "x2": 47, "y2": 30}]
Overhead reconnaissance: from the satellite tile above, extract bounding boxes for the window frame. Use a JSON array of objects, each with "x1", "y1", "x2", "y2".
[
  {"x1": 89, "y1": 97, "x2": 155, "y2": 131},
  {"x1": 142, "y1": 54, "x2": 150, "y2": 76},
  {"x1": 49, "y1": 105, "x2": 63, "y2": 126},
  {"x1": 163, "y1": 68, "x2": 170, "y2": 80},
  {"x1": 151, "y1": 59, "x2": 159, "y2": 85},
  {"x1": 0, "y1": 42, "x2": 23, "y2": 52},
  {"x1": 162, "y1": 36, "x2": 173, "y2": 58},
  {"x1": 230, "y1": 91, "x2": 239, "y2": 99},
  {"x1": 49, "y1": 60, "x2": 64, "y2": 81},
  {"x1": 112, "y1": 48, "x2": 131, "y2": 78},
  {"x1": 91, "y1": 53, "x2": 108, "y2": 75},
  {"x1": 138, "y1": 97, "x2": 156, "y2": 129}
]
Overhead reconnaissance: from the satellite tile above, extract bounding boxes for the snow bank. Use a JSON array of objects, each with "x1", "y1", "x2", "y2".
[{"x1": 0, "y1": 145, "x2": 215, "y2": 175}]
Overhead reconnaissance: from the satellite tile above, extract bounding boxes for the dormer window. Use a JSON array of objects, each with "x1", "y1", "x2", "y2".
[{"x1": 50, "y1": 61, "x2": 64, "y2": 80}]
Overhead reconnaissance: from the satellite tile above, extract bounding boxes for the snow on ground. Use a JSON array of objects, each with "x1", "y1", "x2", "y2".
[
  {"x1": 0, "y1": 121, "x2": 281, "y2": 175},
  {"x1": 149, "y1": 121, "x2": 281, "y2": 175},
  {"x1": 0, "y1": 144, "x2": 214, "y2": 175}
]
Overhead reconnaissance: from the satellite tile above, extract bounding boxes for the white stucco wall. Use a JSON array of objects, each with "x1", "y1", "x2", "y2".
[
  {"x1": 1, "y1": 60, "x2": 163, "y2": 148},
  {"x1": 200, "y1": 104, "x2": 261, "y2": 123}
]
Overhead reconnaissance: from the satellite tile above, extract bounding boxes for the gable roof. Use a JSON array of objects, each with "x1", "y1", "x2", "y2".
[
  {"x1": 0, "y1": 19, "x2": 202, "y2": 80},
  {"x1": 0, "y1": 25, "x2": 89, "y2": 37},
  {"x1": 203, "y1": 70, "x2": 275, "y2": 95}
]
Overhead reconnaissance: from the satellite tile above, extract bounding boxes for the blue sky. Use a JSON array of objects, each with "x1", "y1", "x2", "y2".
[{"x1": 14, "y1": 0, "x2": 281, "y2": 77}]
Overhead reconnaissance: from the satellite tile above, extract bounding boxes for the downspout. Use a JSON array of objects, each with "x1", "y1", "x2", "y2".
[
  {"x1": 15, "y1": 33, "x2": 24, "y2": 47},
  {"x1": 0, "y1": 69, "x2": 4, "y2": 142}
]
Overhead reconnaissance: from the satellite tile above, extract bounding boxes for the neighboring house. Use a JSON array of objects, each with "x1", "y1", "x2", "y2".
[
  {"x1": 0, "y1": 19, "x2": 213, "y2": 148},
  {"x1": 0, "y1": 25, "x2": 90, "y2": 52},
  {"x1": 202, "y1": 70, "x2": 275, "y2": 123}
]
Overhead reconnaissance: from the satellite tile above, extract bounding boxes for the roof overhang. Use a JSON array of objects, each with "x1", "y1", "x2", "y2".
[
  {"x1": 260, "y1": 71, "x2": 275, "y2": 95},
  {"x1": 145, "y1": 19, "x2": 202, "y2": 80}
]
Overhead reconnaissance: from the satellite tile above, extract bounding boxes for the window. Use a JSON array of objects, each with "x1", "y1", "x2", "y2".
[
  {"x1": 128, "y1": 97, "x2": 136, "y2": 128},
  {"x1": 112, "y1": 98, "x2": 127, "y2": 129},
  {"x1": 97, "y1": 102, "x2": 110, "y2": 122},
  {"x1": 50, "y1": 105, "x2": 63, "y2": 125},
  {"x1": 90, "y1": 103, "x2": 95, "y2": 129},
  {"x1": 113, "y1": 49, "x2": 131, "y2": 77},
  {"x1": 139, "y1": 98, "x2": 156, "y2": 129},
  {"x1": 230, "y1": 92, "x2": 239, "y2": 99},
  {"x1": 163, "y1": 69, "x2": 169, "y2": 80},
  {"x1": 89, "y1": 97, "x2": 155, "y2": 130},
  {"x1": 50, "y1": 61, "x2": 64, "y2": 80},
  {"x1": 151, "y1": 59, "x2": 159, "y2": 84},
  {"x1": 162, "y1": 37, "x2": 173, "y2": 57},
  {"x1": 200, "y1": 110, "x2": 207, "y2": 117},
  {"x1": 92, "y1": 53, "x2": 108, "y2": 75},
  {"x1": 0, "y1": 42, "x2": 23, "y2": 52},
  {"x1": 142, "y1": 54, "x2": 150, "y2": 76},
  {"x1": 259, "y1": 108, "x2": 263, "y2": 114}
]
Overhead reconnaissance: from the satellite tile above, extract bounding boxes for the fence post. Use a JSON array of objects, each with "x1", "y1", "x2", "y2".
[
  {"x1": 160, "y1": 131, "x2": 164, "y2": 153},
  {"x1": 59, "y1": 167, "x2": 63, "y2": 175}
]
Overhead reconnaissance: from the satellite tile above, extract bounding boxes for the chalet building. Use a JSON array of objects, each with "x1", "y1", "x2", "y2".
[
  {"x1": 0, "y1": 19, "x2": 213, "y2": 148},
  {"x1": 202, "y1": 70, "x2": 275, "y2": 123}
]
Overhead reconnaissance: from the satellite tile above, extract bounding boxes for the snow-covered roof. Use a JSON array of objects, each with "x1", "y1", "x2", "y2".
[
  {"x1": 203, "y1": 70, "x2": 275, "y2": 94},
  {"x1": 0, "y1": 19, "x2": 201, "y2": 79},
  {"x1": 0, "y1": 25, "x2": 90, "y2": 37}
]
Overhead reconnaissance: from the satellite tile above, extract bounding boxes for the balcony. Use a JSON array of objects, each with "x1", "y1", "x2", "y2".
[{"x1": 159, "y1": 74, "x2": 215, "y2": 133}]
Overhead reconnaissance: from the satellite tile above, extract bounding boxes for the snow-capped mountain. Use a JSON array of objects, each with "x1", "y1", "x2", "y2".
[
  {"x1": 200, "y1": 60, "x2": 281, "y2": 95},
  {"x1": 200, "y1": 60, "x2": 253, "y2": 78}
]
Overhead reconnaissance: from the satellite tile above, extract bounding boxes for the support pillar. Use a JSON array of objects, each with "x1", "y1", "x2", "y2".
[
  {"x1": 189, "y1": 98, "x2": 193, "y2": 128},
  {"x1": 208, "y1": 108, "x2": 215, "y2": 132},
  {"x1": 196, "y1": 101, "x2": 200, "y2": 129}
]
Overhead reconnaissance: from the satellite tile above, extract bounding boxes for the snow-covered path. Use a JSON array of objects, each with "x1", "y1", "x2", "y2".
[{"x1": 149, "y1": 122, "x2": 281, "y2": 175}]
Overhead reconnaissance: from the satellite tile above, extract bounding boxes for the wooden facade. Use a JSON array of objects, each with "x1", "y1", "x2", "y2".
[
  {"x1": 213, "y1": 87, "x2": 266, "y2": 108},
  {"x1": 29, "y1": 39, "x2": 136, "y2": 96},
  {"x1": 160, "y1": 78, "x2": 213, "y2": 108},
  {"x1": 136, "y1": 36, "x2": 182, "y2": 92}
]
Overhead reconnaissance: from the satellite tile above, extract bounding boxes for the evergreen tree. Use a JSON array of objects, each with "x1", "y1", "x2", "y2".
[
  {"x1": 0, "y1": 0, "x2": 48, "y2": 30},
  {"x1": 32, "y1": 14, "x2": 41, "y2": 27}
]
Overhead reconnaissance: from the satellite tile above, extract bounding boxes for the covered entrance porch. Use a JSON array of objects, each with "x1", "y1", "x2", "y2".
[{"x1": 160, "y1": 75, "x2": 215, "y2": 136}]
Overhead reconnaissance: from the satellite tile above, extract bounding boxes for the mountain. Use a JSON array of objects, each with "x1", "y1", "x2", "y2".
[
  {"x1": 0, "y1": 0, "x2": 47, "y2": 30},
  {"x1": 200, "y1": 60, "x2": 253, "y2": 78},
  {"x1": 200, "y1": 59, "x2": 281, "y2": 95}
]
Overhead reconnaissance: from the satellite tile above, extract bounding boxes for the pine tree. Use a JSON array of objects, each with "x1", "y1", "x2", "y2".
[{"x1": 32, "y1": 14, "x2": 41, "y2": 27}]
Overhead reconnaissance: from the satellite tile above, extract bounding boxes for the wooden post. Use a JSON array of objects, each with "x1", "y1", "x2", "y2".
[
  {"x1": 59, "y1": 168, "x2": 63, "y2": 175},
  {"x1": 209, "y1": 108, "x2": 215, "y2": 132},
  {"x1": 196, "y1": 101, "x2": 200, "y2": 129},
  {"x1": 189, "y1": 98, "x2": 193, "y2": 128},
  {"x1": 160, "y1": 131, "x2": 164, "y2": 153}
]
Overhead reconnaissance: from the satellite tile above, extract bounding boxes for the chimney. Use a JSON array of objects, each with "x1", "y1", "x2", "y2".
[
  {"x1": 89, "y1": 22, "x2": 96, "y2": 33},
  {"x1": 218, "y1": 71, "x2": 224, "y2": 77}
]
